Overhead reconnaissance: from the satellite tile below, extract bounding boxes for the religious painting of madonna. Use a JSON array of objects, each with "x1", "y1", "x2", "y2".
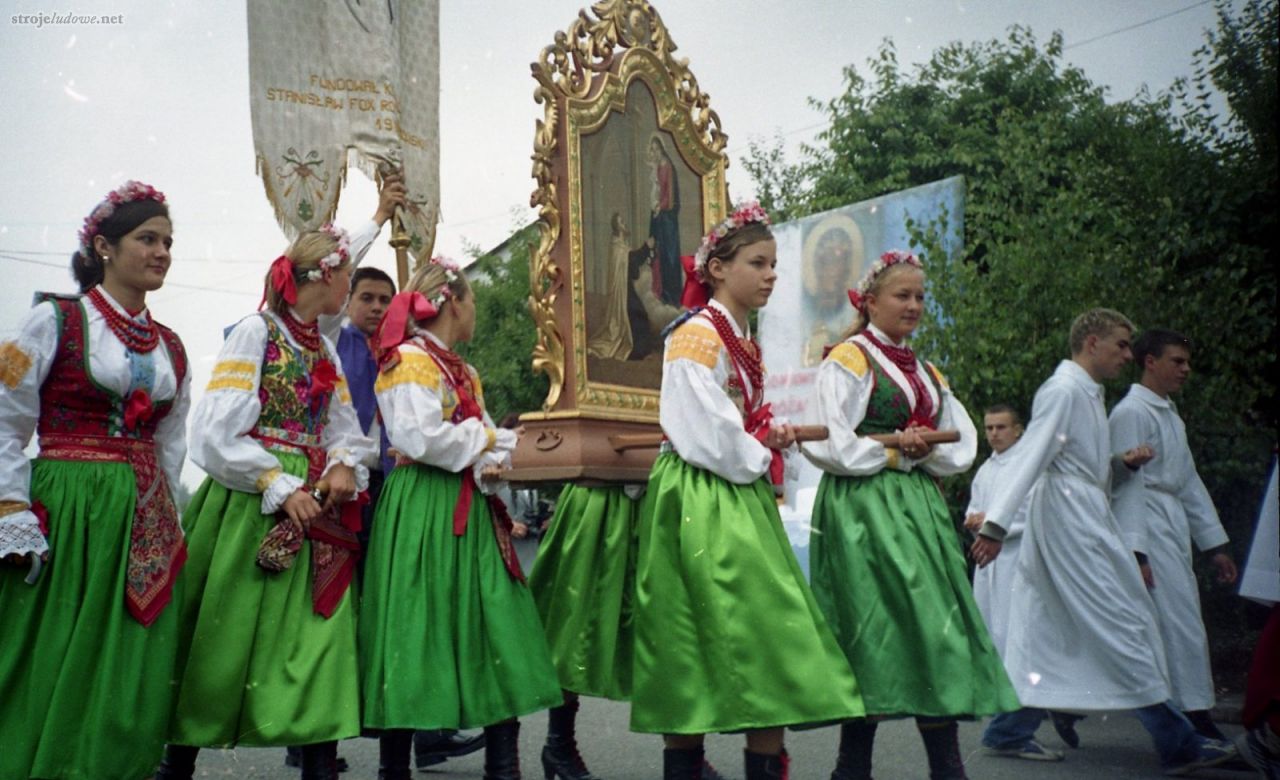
[{"x1": 576, "y1": 78, "x2": 705, "y2": 390}]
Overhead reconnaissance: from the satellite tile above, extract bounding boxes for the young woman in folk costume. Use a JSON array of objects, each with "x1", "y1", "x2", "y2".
[
  {"x1": 156, "y1": 226, "x2": 376, "y2": 780},
  {"x1": 359, "y1": 258, "x2": 561, "y2": 780},
  {"x1": 528, "y1": 479, "x2": 643, "y2": 780},
  {"x1": 802, "y1": 252, "x2": 1018, "y2": 780},
  {"x1": 632, "y1": 202, "x2": 864, "y2": 780},
  {"x1": 0, "y1": 182, "x2": 188, "y2": 780}
]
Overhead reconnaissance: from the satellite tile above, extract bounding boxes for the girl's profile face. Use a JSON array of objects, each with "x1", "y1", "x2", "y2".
[
  {"x1": 866, "y1": 267, "x2": 925, "y2": 342},
  {"x1": 709, "y1": 238, "x2": 778, "y2": 313}
]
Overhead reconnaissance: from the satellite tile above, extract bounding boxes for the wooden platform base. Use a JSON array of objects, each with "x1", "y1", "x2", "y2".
[{"x1": 507, "y1": 414, "x2": 660, "y2": 485}]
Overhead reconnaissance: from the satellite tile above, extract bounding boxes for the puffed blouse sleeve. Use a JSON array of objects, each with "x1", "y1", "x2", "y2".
[
  {"x1": 188, "y1": 315, "x2": 304, "y2": 515},
  {"x1": 154, "y1": 338, "x2": 192, "y2": 503},
  {"x1": 801, "y1": 341, "x2": 895, "y2": 476},
  {"x1": 374, "y1": 344, "x2": 510, "y2": 473},
  {"x1": 318, "y1": 336, "x2": 374, "y2": 490},
  {"x1": 0, "y1": 302, "x2": 59, "y2": 557},
  {"x1": 921, "y1": 362, "x2": 978, "y2": 477},
  {"x1": 660, "y1": 318, "x2": 772, "y2": 485}
]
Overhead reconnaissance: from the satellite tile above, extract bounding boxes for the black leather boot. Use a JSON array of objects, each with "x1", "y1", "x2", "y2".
[
  {"x1": 484, "y1": 720, "x2": 522, "y2": 780},
  {"x1": 154, "y1": 744, "x2": 199, "y2": 780},
  {"x1": 745, "y1": 749, "x2": 788, "y2": 779},
  {"x1": 299, "y1": 741, "x2": 340, "y2": 780},
  {"x1": 379, "y1": 729, "x2": 414, "y2": 780},
  {"x1": 542, "y1": 695, "x2": 600, "y2": 780},
  {"x1": 831, "y1": 720, "x2": 877, "y2": 780},
  {"x1": 664, "y1": 747, "x2": 704, "y2": 780},
  {"x1": 916, "y1": 718, "x2": 967, "y2": 780}
]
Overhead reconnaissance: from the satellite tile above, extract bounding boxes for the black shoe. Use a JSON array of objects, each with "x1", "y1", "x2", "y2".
[
  {"x1": 155, "y1": 744, "x2": 199, "y2": 780},
  {"x1": 542, "y1": 697, "x2": 599, "y2": 780},
  {"x1": 1050, "y1": 712, "x2": 1083, "y2": 749},
  {"x1": 414, "y1": 729, "x2": 487, "y2": 768},
  {"x1": 745, "y1": 749, "x2": 788, "y2": 780},
  {"x1": 701, "y1": 760, "x2": 728, "y2": 780},
  {"x1": 288, "y1": 746, "x2": 350, "y2": 772},
  {"x1": 299, "y1": 741, "x2": 340, "y2": 780},
  {"x1": 663, "y1": 748, "x2": 704, "y2": 780},
  {"x1": 483, "y1": 722, "x2": 521, "y2": 780}
]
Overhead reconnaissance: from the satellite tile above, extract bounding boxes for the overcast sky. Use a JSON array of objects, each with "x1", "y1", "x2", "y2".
[{"x1": 0, "y1": 1, "x2": 1230, "y2": 475}]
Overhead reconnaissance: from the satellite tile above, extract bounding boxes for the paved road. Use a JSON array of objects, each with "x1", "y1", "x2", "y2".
[
  {"x1": 190, "y1": 540, "x2": 1250, "y2": 779},
  {"x1": 191, "y1": 696, "x2": 1247, "y2": 779}
]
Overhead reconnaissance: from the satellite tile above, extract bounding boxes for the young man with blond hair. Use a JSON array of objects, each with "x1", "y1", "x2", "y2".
[{"x1": 969, "y1": 309, "x2": 1236, "y2": 776}]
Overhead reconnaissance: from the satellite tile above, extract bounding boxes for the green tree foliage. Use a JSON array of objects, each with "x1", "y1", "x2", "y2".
[
  {"x1": 746, "y1": 10, "x2": 1276, "y2": 682},
  {"x1": 456, "y1": 224, "x2": 548, "y2": 422}
]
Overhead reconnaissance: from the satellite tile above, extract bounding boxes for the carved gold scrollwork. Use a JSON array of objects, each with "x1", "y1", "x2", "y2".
[{"x1": 528, "y1": 0, "x2": 729, "y2": 412}]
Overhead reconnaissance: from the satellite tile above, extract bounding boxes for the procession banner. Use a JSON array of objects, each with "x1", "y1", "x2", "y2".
[
  {"x1": 758, "y1": 176, "x2": 964, "y2": 572},
  {"x1": 248, "y1": 0, "x2": 439, "y2": 261}
]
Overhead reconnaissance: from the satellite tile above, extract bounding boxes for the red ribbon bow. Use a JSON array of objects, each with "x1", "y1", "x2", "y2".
[
  {"x1": 123, "y1": 388, "x2": 154, "y2": 432},
  {"x1": 376, "y1": 291, "x2": 439, "y2": 366},
  {"x1": 680, "y1": 255, "x2": 710, "y2": 309},
  {"x1": 259, "y1": 255, "x2": 298, "y2": 310},
  {"x1": 308, "y1": 359, "x2": 339, "y2": 413},
  {"x1": 744, "y1": 402, "x2": 785, "y2": 487},
  {"x1": 847, "y1": 288, "x2": 865, "y2": 312}
]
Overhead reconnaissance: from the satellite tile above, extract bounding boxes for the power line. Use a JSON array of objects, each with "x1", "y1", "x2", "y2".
[
  {"x1": 0, "y1": 252, "x2": 254, "y2": 296},
  {"x1": 1064, "y1": 0, "x2": 1211, "y2": 51}
]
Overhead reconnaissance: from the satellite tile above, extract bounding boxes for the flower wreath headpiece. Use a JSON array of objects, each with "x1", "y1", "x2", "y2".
[
  {"x1": 847, "y1": 250, "x2": 923, "y2": 312},
  {"x1": 78, "y1": 180, "x2": 167, "y2": 257},
  {"x1": 426, "y1": 255, "x2": 461, "y2": 308},
  {"x1": 691, "y1": 200, "x2": 771, "y2": 279},
  {"x1": 306, "y1": 223, "x2": 350, "y2": 282}
]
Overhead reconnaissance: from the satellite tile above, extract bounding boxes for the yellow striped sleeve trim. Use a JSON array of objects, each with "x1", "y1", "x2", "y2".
[
  {"x1": 0, "y1": 341, "x2": 34, "y2": 389},
  {"x1": 207, "y1": 359, "x2": 257, "y2": 392},
  {"x1": 335, "y1": 376, "x2": 352, "y2": 404},
  {"x1": 665, "y1": 323, "x2": 722, "y2": 368},
  {"x1": 0, "y1": 500, "x2": 30, "y2": 518},
  {"x1": 375, "y1": 350, "x2": 442, "y2": 394},
  {"x1": 826, "y1": 342, "x2": 868, "y2": 378},
  {"x1": 885, "y1": 447, "x2": 902, "y2": 471},
  {"x1": 927, "y1": 362, "x2": 950, "y2": 389},
  {"x1": 255, "y1": 467, "x2": 282, "y2": 492}
]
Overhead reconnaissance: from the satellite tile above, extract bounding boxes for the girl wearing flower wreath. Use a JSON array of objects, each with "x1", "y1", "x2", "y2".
[
  {"x1": 0, "y1": 182, "x2": 189, "y2": 780},
  {"x1": 802, "y1": 252, "x2": 1018, "y2": 780},
  {"x1": 156, "y1": 226, "x2": 375, "y2": 780},
  {"x1": 359, "y1": 258, "x2": 561, "y2": 780},
  {"x1": 632, "y1": 203, "x2": 864, "y2": 780}
]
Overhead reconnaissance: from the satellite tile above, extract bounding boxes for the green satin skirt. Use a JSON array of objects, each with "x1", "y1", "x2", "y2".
[
  {"x1": 631, "y1": 453, "x2": 865, "y2": 734},
  {"x1": 0, "y1": 459, "x2": 180, "y2": 780},
  {"x1": 810, "y1": 469, "x2": 1019, "y2": 718},
  {"x1": 169, "y1": 451, "x2": 360, "y2": 747},
  {"x1": 528, "y1": 484, "x2": 638, "y2": 701},
  {"x1": 359, "y1": 463, "x2": 562, "y2": 730}
]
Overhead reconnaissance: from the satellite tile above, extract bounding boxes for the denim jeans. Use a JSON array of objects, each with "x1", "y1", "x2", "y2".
[
  {"x1": 982, "y1": 708, "x2": 1045, "y2": 749},
  {"x1": 984, "y1": 702, "x2": 1203, "y2": 764},
  {"x1": 1133, "y1": 702, "x2": 1204, "y2": 766}
]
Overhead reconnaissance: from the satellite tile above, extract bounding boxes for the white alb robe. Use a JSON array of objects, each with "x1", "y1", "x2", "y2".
[
  {"x1": 967, "y1": 444, "x2": 1030, "y2": 657},
  {"x1": 1110, "y1": 383, "x2": 1227, "y2": 711},
  {"x1": 982, "y1": 360, "x2": 1171, "y2": 710}
]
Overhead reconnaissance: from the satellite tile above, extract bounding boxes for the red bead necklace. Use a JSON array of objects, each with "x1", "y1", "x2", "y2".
[
  {"x1": 703, "y1": 306, "x2": 764, "y2": 410},
  {"x1": 280, "y1": 309, "x2": 323, "y2": 353},
  {"x1": 86, "y1": 287, "x2": 159, "y2": 353}
]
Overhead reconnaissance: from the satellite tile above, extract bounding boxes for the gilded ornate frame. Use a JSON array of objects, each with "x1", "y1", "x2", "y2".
[{"x1": 528, "y1": 0, "x2": 729, "y2": 421}]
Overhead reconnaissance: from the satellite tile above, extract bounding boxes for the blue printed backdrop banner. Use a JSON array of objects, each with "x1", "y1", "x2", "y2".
[
  {"x1": 758, "y1": 176, "x2": 965, "y2": 573},
  {"x1": 248, "y1": 0, "x2": 439, "y2": 260}
]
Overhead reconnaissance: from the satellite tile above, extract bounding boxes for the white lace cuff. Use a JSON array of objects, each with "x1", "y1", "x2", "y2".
[
  {"x1": 323, "y1": 449, "x2": 370, "y2": 492},
  {"x1": 260, "y1": 472, "x2": 305, "y2": 515},
  {"x1": 493, "y1": 429, "x2": 519, "y2": 453},
  {"x1": 473, "y1": 449, "x2": 508, "y2": 496},
  {"x1": 0, "y1": 510, "x2": 49, "y2": 558}
]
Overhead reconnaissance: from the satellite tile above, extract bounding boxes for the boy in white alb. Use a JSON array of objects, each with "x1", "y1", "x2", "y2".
[
  {"x1": 1110, "y1": 329, "x2": 1237, "y2": 741},
  {"x1": 968, "y1": 309, "x2": 1236, "y2": 776}
]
